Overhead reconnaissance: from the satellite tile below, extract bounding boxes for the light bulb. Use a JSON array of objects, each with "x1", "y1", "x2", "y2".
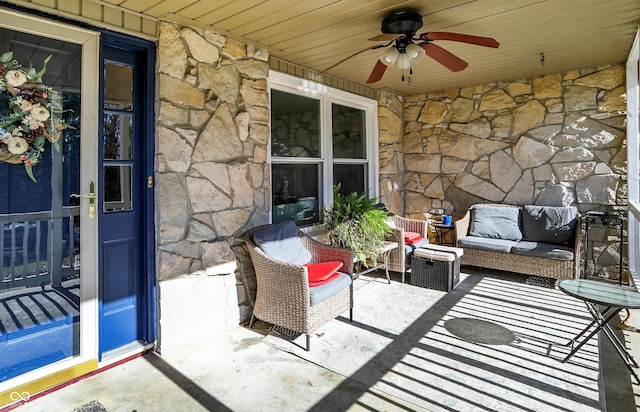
[
  {"x1": 380, "y1": 47, "x2": 399, "y2": 65},
  {"x1": 406, "y1": 43, "x2": 425, "y2": 61},
  {"x1": 396, "y1": 53, "x2": 411, "y2": 69}
]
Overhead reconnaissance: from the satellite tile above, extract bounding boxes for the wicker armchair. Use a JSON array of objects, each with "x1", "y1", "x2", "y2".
[
  {"x1": 245, "y1": 227, "x2": 354, "y2": 351},
  {"x1": 386, "y1": 215, "x2": 429, "y2": 276}
]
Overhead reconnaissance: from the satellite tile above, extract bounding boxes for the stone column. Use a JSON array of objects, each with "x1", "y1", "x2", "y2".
[
  {"x1": 378, "y1": 90, "x2": 405, "y2": 215},
  {"x1": 155, "y1": 22, "x2": 271, "y2": 346}
]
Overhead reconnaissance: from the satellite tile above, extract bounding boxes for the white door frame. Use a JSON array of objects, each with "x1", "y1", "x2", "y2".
[{"x1": 627, "y1": 28, "x2": 640, "y2": 286}]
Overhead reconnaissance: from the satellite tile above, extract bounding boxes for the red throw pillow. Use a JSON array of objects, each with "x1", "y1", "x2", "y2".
[
  {"x1": 304, "y1": 261, "x2": 344, "y2": 286},
  {"x1": 309, "y1": 272, "x2": 341, "y2": 287},
  {"x1": 404, "y1": 231, "x2": 423, "y2": 244}
]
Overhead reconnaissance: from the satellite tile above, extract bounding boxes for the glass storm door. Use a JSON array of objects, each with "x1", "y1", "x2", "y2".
[{"x1": 0, "y1": 30, "x2": 85, "y2": 382}]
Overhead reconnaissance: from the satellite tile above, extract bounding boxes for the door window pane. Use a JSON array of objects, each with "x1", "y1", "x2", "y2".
[
  {"x1": 104, "y1": 165, "x2": 132, "y2": 212},
  {"x1": 334, "y1": 164, "x2": 366, "y2": 196},
  {"x1": 332, "y1": 103, "x2": 366, "y2": 159},
  {"x1": 103, "y1": 114, "x2": 132, "y2": 160},
  {"x1": 272, "y1": 164, "x2": 320, "y2": 225},
  {"x1": 105, "y1": 63, "x2": 133, "y2": 110},
  {"x1": 271, "y1": 89, "x2": 320, "y2": 158},
  {"x1": 103, "y1": 61, "x2": 133, "y2": 213}
]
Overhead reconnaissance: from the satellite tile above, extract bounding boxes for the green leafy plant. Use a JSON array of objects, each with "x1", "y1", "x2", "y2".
[{"x1": 322, "y1": 184, "x2": 391, "y2": 264}]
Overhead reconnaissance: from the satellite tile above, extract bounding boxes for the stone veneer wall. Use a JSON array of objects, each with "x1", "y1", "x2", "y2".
[
  {"x1": 155, "y1": 22, "x2": 270, "y2": 347},
  {"x1": 378, "y1": 90, "x2": 406, "y2": 215},
  {"x1": 402, "y1": 65, "x2": 627, "y2": 278}
]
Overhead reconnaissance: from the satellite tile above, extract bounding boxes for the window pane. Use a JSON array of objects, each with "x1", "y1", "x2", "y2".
[
  {"x1": 271, "y1": 89, "x2": 320, "y2": 158},
  {"x1": 332, "y1": 103, "x2": 366, "y2": 159},
  {"x1": 334, "y1": 164, "x2": 366, "y2": 196},
  {"x1": 104, "y1": 165, "x2": 132, "y2": 212},
  {"x1": 272, "y1": 164, "x2": 320, "y2": 225},
  {"x1": 103, "y1": 113, "x2": 132, "y2": 160},
  {"x1": 105, "y1": 63, "x2": 133, "y2": 110}
]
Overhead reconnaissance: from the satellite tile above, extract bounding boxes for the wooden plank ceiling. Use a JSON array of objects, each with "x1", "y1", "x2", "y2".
[{"x1": 104, "y1": 0, "x2": 640, "y2": 95}]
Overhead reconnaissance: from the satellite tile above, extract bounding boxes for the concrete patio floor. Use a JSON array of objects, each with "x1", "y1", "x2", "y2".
[{"x1": 7, "y1": 268, "x2": 640, "y2": 412}]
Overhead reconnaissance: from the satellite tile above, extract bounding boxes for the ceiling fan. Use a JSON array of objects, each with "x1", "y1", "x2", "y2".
[{"x1": 320, "y1": 10, "x2": 500, "y2": 84}]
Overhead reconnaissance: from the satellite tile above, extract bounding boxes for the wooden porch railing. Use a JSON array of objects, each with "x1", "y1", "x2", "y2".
[{"x1": 0, "y1": 206, "x2": 80, "y2": 291}]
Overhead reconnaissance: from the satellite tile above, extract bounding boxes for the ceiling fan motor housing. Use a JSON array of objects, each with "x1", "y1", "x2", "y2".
[{"x1": 381, "y1": 10, "x2": 423, "y2": 37}]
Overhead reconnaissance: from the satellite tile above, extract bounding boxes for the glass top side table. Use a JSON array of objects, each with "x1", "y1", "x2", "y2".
[
  {"x1": 352, "y1": 241, "x2": 398, "y2": 284},
  {"x1": 560, "y1": 279, "x2": 640, "y2": 308},
  {"x1": 559, "y1": 279, "x2": 640, "y2": 383}
]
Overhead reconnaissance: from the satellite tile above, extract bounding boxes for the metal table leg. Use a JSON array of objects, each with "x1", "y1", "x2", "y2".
[
  {"x1": 563, "y1": 306, "x2": 619, "y2": 360},
  {"x1": 563, "y1": 303, "x2": 640, "y2": 384}
]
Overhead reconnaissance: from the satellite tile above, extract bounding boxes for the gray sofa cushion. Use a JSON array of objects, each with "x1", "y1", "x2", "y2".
[
  {"x1": 521, "y1": 205, "x2": 577, "y2": 245},
  {"x1": 470, "y1": 206, "x2": 522, "y2": 241},
  {"x1": 458, "y1": 236, "x2": 518, "y2": 253},
  {"x1": 253, "y1": 220, "x2": 312, "y2": 265},
  {"x1": 511, "y1": 241, "x2": 574, "y2": 261},
  {"x1": 309, "y1": 272, "x2": 352, "y2": 306}
]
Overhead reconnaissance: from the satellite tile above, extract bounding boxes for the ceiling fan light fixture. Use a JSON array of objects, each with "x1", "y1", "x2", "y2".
[
  {"x1": 396, "y1": 53, "x2": 412, "y2": 69},
  {"x1": 380, "y1": 47, "x2": 399, "y2": 65},
  {"x1": 406, "y1": 43, "x2": 425, "y2": 61}
]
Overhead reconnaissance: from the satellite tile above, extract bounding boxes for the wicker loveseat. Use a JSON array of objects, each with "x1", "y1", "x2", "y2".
[
  {"x1": 455, "y1": 204, "x2": 582, "y2": 280},
  {"x1": 244, "y1": 221, "x2": 354, "y2": 351}
]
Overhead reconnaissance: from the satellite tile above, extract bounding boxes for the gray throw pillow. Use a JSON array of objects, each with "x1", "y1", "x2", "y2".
[
  {"x1": 253, "y1": 220, "x2": 312, "y2": 265},
  {"x1": 521, "y1": 205, "x2": 577, "y2": 245},
  {"x1": 469, "y1": 206, "x2": 522, "y2": 241}
]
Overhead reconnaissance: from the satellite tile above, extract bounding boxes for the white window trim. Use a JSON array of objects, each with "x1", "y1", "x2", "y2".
[{"x1": 268, "y1": 71, "x2": 379, "y2": 216}]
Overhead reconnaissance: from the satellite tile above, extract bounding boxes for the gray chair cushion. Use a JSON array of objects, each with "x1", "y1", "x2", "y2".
[
  {"x1": 511, "y1": 241, "x2": 574, "y2": 261},
  {"x1": 521, "y1": 205, "x2": 577, "y2": 245},
  {"x1": 458, "y1": 236, "x2": 518, "y2": 253},
  {"x1": 470, "y1": 206, "x2": 522, "y2": 241},
  {"x1": 309, "y1": 272, "x2": 352, "y2": 306},
  {"x1": 404, "y1": 237, "x2": 430, "y2": 269},
  {"x1": 253, "y1": 220, "x2": 311, "y2": 265}
]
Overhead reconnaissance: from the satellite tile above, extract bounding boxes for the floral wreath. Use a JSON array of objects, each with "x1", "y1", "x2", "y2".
[{"x1": 0, "y1": 51, "x2": 69, "y2": 182}]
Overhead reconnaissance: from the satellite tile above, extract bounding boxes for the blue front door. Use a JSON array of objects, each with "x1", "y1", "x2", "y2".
[{"x1": 98, "y1": 40, "x2": 154, "y2": 358}]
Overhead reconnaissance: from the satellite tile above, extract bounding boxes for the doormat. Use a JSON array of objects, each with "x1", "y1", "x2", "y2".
[
  {"x1": 269, "y1": 325, "x2": 302, "y2": 340},
  {"x1": 72, "y1": 399, "x2": 107, "y2": 412},
  {"x1": 525, "y1": 275, "x2": 557, "y2": 288}
]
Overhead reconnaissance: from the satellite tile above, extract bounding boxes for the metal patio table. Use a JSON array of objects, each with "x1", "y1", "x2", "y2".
[
  {"x1": 353, "y1": 241, "x2": 398, "y2": 284},
  {"x1": 559, "y1": 279, "x2": 640, "y2": 384}
]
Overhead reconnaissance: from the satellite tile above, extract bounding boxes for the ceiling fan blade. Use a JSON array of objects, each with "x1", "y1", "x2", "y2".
[
  {"x1": 422, "y1": 32, "x2": 500, "y2": 48},
  {"x1": 368, "y1": 33, "x2": 403, "y2": 42},
  {"x1": 366, "y1": 60, "x2": 388, "y2": 83},
  {"x1": 421, "y1": 43, "x2": 468, "y2": 72},
  {"x1": 319, "y1": 45, "x2": 383, "y2": 74}
]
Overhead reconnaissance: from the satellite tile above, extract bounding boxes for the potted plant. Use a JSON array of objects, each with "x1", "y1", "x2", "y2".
[{"x1": 322, "y1": 184, "x2": 391, "y2": 265}]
